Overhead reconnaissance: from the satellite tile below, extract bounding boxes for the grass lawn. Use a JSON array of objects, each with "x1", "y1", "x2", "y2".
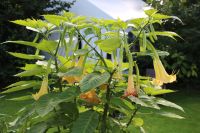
[
  {"x1": 140, "y1": 90, "x2": 200, "y2": 133},
  {"x1": 0, "y1": 89, "x2": 200, "y2": 133}
]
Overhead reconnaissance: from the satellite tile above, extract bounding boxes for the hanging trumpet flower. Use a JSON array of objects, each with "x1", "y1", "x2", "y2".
[
  {"x1": 62, "y1": 56, "x2": 85, "y2": 84},
  {"x1": 123, "y1": 43, "x2": 138, "y2": 97},
  {"x1": 124, "y1": 74, "x2": 137, "y2": 97},
  {"x1": 153, "y1": 57, "x2": 176, "y2": 86},
  {"x1": 80, "y1": 89, "x2": 100, "y2": 104},
  {"x1": 32, "y1": 77, "x2": 48, "y2": 100}
]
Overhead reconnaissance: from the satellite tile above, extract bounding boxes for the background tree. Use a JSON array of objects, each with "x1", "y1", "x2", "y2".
[{"x1": 0, "y1": 0, "x2": 75, "y2": 89}]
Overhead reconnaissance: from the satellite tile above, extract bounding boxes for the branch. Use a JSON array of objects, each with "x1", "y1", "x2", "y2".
[
  {"x1": 75, "y1": 28, "x2": 108, "y2": 68},
  {"x1": 127, "y1": 106, "x2": 140, "y2": 127}
]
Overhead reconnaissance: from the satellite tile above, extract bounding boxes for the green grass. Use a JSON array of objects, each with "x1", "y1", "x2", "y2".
[
  {"x1": 140, "y1": 90, "x2": 200, "y2": 133},
  {"x1": 0, "y1": 90, "x2": 200, "y2": 133}
]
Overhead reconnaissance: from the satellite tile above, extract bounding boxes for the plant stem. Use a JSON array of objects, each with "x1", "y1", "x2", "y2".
[
  {"x1": 75, "y1": 28, "x2": 108, "y2": 68},
  {"x1": 101, "y1": 69, "x2": 116, "y2": 133},
  {"x1": 127, "y1": 106, "x2": 139, "y2": 127}
]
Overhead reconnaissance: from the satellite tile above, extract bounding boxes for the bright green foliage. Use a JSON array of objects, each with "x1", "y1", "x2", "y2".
[
  {"x1": 72, "y1": 111, "x2": 99, "y2": 133},
  {"x1": 0, "y1": 9, "x2": 184, "y2": 133}
]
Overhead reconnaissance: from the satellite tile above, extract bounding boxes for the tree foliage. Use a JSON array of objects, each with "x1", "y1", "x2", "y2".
[{"x1": 0, "y1": 0, "x2": 75, "y2": 89}]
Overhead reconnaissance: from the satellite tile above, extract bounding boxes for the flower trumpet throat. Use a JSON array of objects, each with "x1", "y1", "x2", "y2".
[
  {"x1": 153, "y1": 58, "x2": 176, "y2": 86},
  {"x1": 124, "y1": 75, "x2": 137, "y2": 97},
  {"x1": 80, "y1": 89, "x2": 100, "y2": 104},
  {"x1": 32, "y1": 77, "x2": 48, "y2": 100}
]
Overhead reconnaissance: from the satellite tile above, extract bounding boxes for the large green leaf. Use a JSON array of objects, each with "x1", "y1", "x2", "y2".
[
  {"x1": 8, "y1": 52, "x2": 44, "y2": 60},
  {"x1": 2, "y1": 41, "x2": 38, "y2": 47},
  {"x1": 11, "y1": 19, "x2": 47, "y2": 28},
  {"x1": 43, "y1": 15, "x2": 68, "y2": 26},
  {"x1": 15, "y1": 67, "x2": 46, "y2": 77},
  {"x1": 156, "y1": 111, "x2": 184, "y2": 119},
  {"x1": 148, "y1": 31, "x2": 182, "y2": 40},
  {"x1": 4, "y1": 80, "x2": 37, "y2": 89},
  {"x1": 2, "y1": 81, "x2": 41, "y2": 94},
  {"x1": 36, "y1": 40, "x2": 57, "y2": 53},
  {"x1": 10, "y1": 105, "x2": 35, "y2": 129},
  {"x1": 144, "y1": 9, "x2": 158, "y2": 16},
  {"x1": 95, "y1": 37, "x2": 121, "y2": 54},
  {"x1": 80, "y1": 72, "x2": 110, "y2": 92},
  {"x1": 58, "y1": 67, "x2": 83, "y2": 77},
  {"x1": 27, "y1": 122, "x2": 48, "y2": 133},
  {"x1": 143, "y1": 87, "x2": 175, "y2": 95},
  {"x1": 110, "y1": 97, "x2": 135, "y2": 111},
  {"x1": 128, "y1": 96, "x2": 160, "y2": 109},
  {"x1": 35, "y1": 88, "x2": 79, "y2": 117},
  {"x1": 72, "y1": 111, "x2": 99, "y2": 133},
  {"x1": 156, "y1": 98, "x2": 184, "y2": 112}
]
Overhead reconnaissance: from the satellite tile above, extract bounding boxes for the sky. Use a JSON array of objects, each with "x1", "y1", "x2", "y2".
[{"x1": 69, "y1": 0, "x2": 148, "y2": 21}]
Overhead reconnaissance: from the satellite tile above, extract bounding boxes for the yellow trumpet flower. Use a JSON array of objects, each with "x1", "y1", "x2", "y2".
[
  {"x1": 62, "y1": 56, "x2": 85, "y2": 84},
  {"x1": 153, "y1": 57, "x2": 176, "y2": 86},
  {"x1": 80, "y1": 89, "x2": 100, "y2": 104},
  {"x1": 32, "y1": 77, "x2": 48, "y2": 100},
  {"x1": 124, "y1": 75, "x2": 137, "y2": 97}
]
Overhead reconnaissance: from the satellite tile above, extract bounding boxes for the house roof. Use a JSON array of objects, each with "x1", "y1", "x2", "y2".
[{"x1": 69, "y1": 0, "x2": 147, "y2": 21}]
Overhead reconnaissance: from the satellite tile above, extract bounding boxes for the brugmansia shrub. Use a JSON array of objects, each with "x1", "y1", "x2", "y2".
[{"x1": 0, "y1": 9, "x2": 184, "y2": 133}]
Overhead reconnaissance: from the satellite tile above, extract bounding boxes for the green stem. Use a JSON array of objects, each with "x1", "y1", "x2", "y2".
[
  {"x1": 101, "y1": 69, "x2": 116, "y2": 133},
  {"x1": 54, "y1": 27, "x2": 67, "y2": 92},
  {"x1": 134, "y1": 61, "x2": 140, "y2": 90},
  {"x1": 75, "y1": 28, "x2": 108, "y2": 68},
  {"x1": 127, "y1": 106, "x2": 139, "y2": 127}
]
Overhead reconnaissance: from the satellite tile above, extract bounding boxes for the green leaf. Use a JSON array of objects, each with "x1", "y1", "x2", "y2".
[
  {"x1": 11, "y1": 19, "x2": 48, "y2": 29},
  {"x1": 2, "y1": 41, "x2": 38, "y2": 47},
  {"x1": 37, "y1": 40, "x2": 57, "y2": 53},
  {"x1": 35, "y1": 88, "x2": 79, "y2": 117},
  {"x1": 110, "y1": 97, "x2": 135, "y2": 111},
  {"x1": 43, "y1": 15, "x2": 68, "y2": 26},
  {"x1": 143, "y1": 87, "x2": 175, "y2": 95},
  {"x1": 128, "y1": 18, "x2": 147, "y2": 28},
  {"x1": 9, "y1": 95, "x2": 33, "y2": 101},
  {"x1": 27, "y1": 122, "x2": 48, "y2": 133},
  {"x1": 156, "y1": 98, "x2": 184, "y2": 112},
  {"x1": 74, "y1": 49, "x2": 89, "y2": 56},
  {"x1": 144, "y1": 9, "x2": 158, "y2": 16},
  {"x1": 128, "y1": 96, "x2": 160, "y2": 109},
  {"x1": 72, "y1": 111, "x2": 99, "y2": 133},
  {"x1": 10, "y1": 105, "x2": 35, "y2": 128},
  {"x1": 80, "y1": 72, "x2": 110, "y2": 92},
  {"x1": 8, "y1": 52, "x2": 44, "y2": 60},
  {"x1": 58, "y1": 67, "x2": 83, "y2": 77},
  {"x1": 2, "y1": 81, "x2": 41, "y2": 94},
  {"x1": 95, "y1": 37, "x2": 121, "y2": 54},
  {"x1": 128, "y1": 96, "x2": 148, "y2": 107},
  {"x1": 15, "y1": 67, "x2": 45, "y2": 77},
  {"x1": 132, "y1": 118, "x2": 144, "y2": 127},
  {"x1": 148, "y1": 31, "x2": 182, "y2": 40},
  {"x1": 157, "y1": 112, "x2": 184, "y2": 119},
  {"x1": 4, "y1": 80, "x2": 36, "y2": 89}
]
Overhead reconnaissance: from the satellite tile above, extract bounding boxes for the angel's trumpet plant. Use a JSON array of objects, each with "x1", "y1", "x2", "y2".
[{"x1": 153, "y1": 57, "x2": 176, "y2": 86}]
